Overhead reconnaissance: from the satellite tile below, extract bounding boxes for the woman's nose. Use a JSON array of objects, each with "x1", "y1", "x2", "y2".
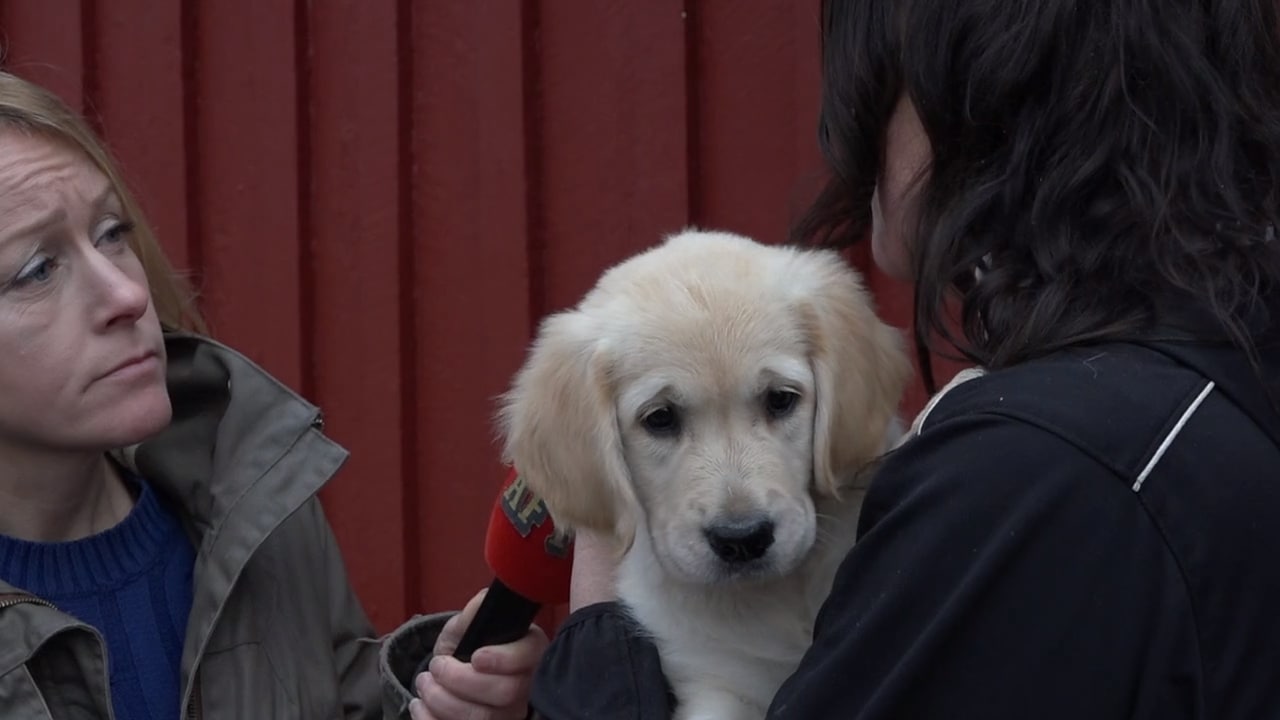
[{"x1": 88, "y1": 252, "x2": 150, "y2": 328}]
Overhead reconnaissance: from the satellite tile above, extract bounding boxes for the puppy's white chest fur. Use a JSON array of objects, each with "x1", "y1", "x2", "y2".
[{"x1": 618, "y1": 492, "x2": 866, "y2": 720}]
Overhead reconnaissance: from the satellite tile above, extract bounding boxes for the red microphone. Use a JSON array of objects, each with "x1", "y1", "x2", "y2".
[{"x1": 449, "y1": 466, "x2": 574, "y2": 663}]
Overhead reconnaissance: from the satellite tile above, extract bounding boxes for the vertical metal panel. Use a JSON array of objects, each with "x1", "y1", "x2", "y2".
[
  {"x1": 535, "y1": 0, "x2": 692, "y2": 314},
  {"x1": 0, "y1": 0, "x2": 959, "y2": 636},
  {"x1": 192, "y1": 2, "x2": 304, "y2": 391},
  {"x1": 90, "y1": 0, "x2": 194, "y2": 272},
  {"x1": 690, "y1": 1, "x2": 824, "y2": 243},
  {"x1": 0, "y1": 0, "x2": 86, "y2": 112},
  {"x1": 408, "y1": 1, "x2": 538, "y2": 618},
  {"x1": 307, "y1": 0, "x2": 411, "y2": 632}
]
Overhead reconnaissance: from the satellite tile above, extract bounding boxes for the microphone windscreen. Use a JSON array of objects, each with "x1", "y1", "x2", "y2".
[{"x1": 482, "y1": 466, "x2": 574, "y2": 605}]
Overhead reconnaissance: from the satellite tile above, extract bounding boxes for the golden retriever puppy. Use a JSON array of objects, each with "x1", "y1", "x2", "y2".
[{"x1": 498, "y1": 229, "x2": 911, "y2": 719}]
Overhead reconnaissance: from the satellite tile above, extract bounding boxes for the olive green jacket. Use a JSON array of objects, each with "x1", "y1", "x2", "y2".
[{"x1": 0, "y1": 331, "x2": 403, "y2": 719}]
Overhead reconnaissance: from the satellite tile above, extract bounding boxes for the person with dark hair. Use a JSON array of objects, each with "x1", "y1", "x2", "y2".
[{"x1": 527, "y1": 0, "x2": 1280, "y2": 717}]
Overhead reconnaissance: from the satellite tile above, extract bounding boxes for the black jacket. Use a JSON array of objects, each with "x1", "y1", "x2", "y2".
[{"x1": 531, "y1": 336, "x2": 1280, "y2": 719}]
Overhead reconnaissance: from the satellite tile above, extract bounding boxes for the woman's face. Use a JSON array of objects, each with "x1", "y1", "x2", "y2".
[
  {"x1": 871, "y1": 95, "x2": 931, "y2": 281},
  {"x1": 0, "y1": 128, "x2": 170, "y2": 461}
]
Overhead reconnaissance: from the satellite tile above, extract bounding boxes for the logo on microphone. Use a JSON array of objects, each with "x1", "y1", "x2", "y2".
[
  {"x1": 501, "y1": 473, "x2": 550, "y2": 537},
  {"x1": 501, "y1": 471, "x2": 572, "y2": 559}
]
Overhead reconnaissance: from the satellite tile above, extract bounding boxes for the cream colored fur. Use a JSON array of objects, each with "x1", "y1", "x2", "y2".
[{"x1": 498, "y1": 229, "x2": 911, "y2": 719}]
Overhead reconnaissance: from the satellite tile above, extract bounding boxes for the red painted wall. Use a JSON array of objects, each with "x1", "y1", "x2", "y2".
[{"x1": 1, "y1": 0, "x2": 964, "y2": 634}]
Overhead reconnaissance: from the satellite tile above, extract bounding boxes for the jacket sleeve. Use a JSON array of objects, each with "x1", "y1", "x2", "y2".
[
  {"x1": 309, "y1": 498, "x2": 385, "y2": 719},
  {"x1": 378, "y1": 611, "x2": 458, "y2": 719},
  {"x1": 766, "y1": 413, "x2": 1201, "y2": 719},
  {"x1": 531, "y1": 602, "x2": 675, "y2": 720}
]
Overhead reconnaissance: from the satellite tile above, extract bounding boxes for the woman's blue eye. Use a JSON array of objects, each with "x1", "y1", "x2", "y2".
[
  {"x1": 97, "y1": 220, "x2": 135, "y2": 246},
  {"x1": 4, "y1": 221, "x2": 134, "y2": 292},
  {"x1": 14, "y1": 255, "x2": 57, "y2": 286}
]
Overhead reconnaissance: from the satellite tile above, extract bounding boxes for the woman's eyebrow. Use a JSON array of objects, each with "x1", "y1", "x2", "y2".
[
  {"x1": 92, "y1": 183, "x2": 122, "y2": 210},
  {"x1": 0, "y1": 185, "x2": 121, "y2": 249},
  {"x1": 0, "y1": 206, "x2": 65, "y2": 246}
]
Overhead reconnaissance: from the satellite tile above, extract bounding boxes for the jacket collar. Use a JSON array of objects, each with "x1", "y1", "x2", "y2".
[
  {"x1": 1142, "y1": 291, "x2": 1280, "y2": 448},
  {"x1": 123, "y1": 330, "x2": 343, "y2": 539},
  {"x1": 0, "y1": 331, "x2": 349, "y2": 702},
  {"x1": 1141, "y1": 335, "x2": 1280, "y2": 449}
]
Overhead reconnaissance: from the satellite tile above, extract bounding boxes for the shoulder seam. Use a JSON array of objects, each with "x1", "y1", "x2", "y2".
[
  {"x1": 911, "y1": 407, "x2": 1208, "y2": 690},
  {"x1": 921, "y1": 407, "x2": 1132, "y2": 482},
  {"x1": 917, "y1": 394, "x2": 1209, "y2": 693},
  {"x1": 916, "y1": 359, "x2": 1213, "y2": 485},
  {"x1": 1131, "y1": 493, "x2": 1209, "y2": 699}
]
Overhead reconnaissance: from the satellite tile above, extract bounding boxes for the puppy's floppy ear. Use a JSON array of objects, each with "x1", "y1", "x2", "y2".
[
  {"x1": 497, "y1": 310, "x2": 638, "y2": 548},
  {"x1": 798, "y1": 252, "x2": 912, "y2": 497}
]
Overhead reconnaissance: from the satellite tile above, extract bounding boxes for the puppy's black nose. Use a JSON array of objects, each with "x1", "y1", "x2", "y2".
[{"x1": 704, "y1": 516, "x2": 775, "y2": 563}]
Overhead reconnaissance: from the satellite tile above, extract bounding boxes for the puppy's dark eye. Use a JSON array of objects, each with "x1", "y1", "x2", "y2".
[
  {"x1": 764, "y1": 389, "x2": 800, "y2": 419},
  {"x1": 641, "y1": 406, "x2": 680, "y2": 436}
]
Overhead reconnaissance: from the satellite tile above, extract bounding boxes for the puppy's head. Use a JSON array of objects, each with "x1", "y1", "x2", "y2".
[{"x1": 498, "y1": 230, "x2": 910, "y2": 584}]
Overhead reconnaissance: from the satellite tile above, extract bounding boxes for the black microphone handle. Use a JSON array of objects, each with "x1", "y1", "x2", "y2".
[
  {"x1": 452, "y1": 577, "x2": 542, "y2": 662},
  {"x1": 413, "y1": 577, "x2": 543, "y2": 687}
]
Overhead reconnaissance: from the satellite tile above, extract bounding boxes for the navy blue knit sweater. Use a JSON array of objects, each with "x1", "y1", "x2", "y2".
[{"x1": 0, "y1": 474, "x2": 195, "y2": 719}]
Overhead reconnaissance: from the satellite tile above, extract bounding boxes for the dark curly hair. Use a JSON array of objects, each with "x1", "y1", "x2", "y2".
[{"x1": 795, "y1": 0, "x2": 1280, "y2": 392}]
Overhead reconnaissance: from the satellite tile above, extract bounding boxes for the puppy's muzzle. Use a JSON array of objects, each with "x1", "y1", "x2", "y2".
[{"x1": 703, "y1": 514, "x2": 776, "y2": 564}]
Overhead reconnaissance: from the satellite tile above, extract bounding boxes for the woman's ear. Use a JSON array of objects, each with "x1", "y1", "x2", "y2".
[
  {"x1": 799, "y1": 252, "x2": 912, "y2": 497},
  {"x1": 497, "y1": 310, "x2": 638, "y2": 548}
]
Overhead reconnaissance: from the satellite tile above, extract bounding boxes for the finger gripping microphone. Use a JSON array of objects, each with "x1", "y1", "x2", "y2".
[{"x1": 450, "y1": 466, "x2": 574, "y2": 664}]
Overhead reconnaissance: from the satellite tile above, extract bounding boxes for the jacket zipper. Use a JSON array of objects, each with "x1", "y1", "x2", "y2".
[
  {"x1": 185, "y1": 671, "x2": 203, "y2": 720},
  {"x1": 0, "y1": 593, "x2": 125, "y2": 719},
  {"x1": 0, "y1": 592, "x2": 57, "y2": 611}
]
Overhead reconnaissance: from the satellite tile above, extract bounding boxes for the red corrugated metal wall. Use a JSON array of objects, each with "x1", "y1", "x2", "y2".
[{"x1": 1, "y1": 0, "x2": 963, "y2": 634}]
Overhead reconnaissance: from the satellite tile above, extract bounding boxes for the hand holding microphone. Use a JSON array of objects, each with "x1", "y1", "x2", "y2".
[
  {"x1": 451, "y1": 466, "x2": 574, "y2": 661},
  {"x1": 408, "y1": 467, "x2": 572, "y2": 720},
  {"x1": 411, "y1": 589, "x2": 549, "y2": 720}
]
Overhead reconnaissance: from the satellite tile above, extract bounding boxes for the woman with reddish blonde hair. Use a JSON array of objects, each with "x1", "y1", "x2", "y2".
[{"x1": 0, "y1": 68, "x2": 544, "y2": 720}]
